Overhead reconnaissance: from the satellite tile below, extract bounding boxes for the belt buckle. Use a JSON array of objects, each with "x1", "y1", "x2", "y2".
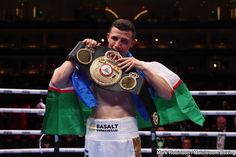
[{"x1": 90, "y1": 50, "x2": 123, "y2": 86}]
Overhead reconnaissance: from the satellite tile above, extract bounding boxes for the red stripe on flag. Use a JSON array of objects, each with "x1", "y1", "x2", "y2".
[
  {"x1": 48, "y1": 86, "x2": 75, "y2": 93},
  {"x1": 170, "y1": 79, "x2": 182, "y2": 95},
  {"x1": 173, "y1": 79, "x2": 182, "y2": 90}
]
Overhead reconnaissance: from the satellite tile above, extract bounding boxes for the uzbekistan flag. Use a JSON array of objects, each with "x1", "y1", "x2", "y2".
[
  {"x1": 136, "y1": 62, "x2": 205, "y2": 128},
  {"x1": 41, "y1": 83, "x2": 91, "y2": 136}
]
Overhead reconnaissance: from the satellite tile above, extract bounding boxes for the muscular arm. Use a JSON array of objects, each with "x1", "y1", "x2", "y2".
[
  {"x1": 50, "y1": 39, "x2": 100, "y2": 88},
  {"x1": 50, "y1": 61, "x2": 75, "y2": 88},
  {"x1": 118, "y1": 58, "x2": 174, "y2": 100},
  {"x1": 139, "y1": 61, "x2": 173, "y2": 99}
]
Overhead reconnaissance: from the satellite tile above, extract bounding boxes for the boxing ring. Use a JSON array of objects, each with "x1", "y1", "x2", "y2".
[{"x1": 0, "y1": 88, "x2": 236, "y2": 156}]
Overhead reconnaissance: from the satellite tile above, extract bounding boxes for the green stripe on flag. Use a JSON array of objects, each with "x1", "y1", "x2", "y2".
[
  {"x1": 153, "y1": 82, "x2": 205, "y2": 126},
  {"x1": 42, "y1": 90, "x2": 91, "y2": 136}
]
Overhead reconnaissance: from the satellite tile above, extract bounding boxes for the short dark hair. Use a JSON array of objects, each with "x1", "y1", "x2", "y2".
[{"x1": 109, "y1": 19, "x2": 136, "y2": 39}]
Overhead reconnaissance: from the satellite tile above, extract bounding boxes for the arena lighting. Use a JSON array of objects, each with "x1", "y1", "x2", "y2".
[
  {"x1": 134, "y1": 9, "x2": 148, "y2": 20},
  {"x1": 105, "y1": 7, "x2": 119, "y2": 18}
]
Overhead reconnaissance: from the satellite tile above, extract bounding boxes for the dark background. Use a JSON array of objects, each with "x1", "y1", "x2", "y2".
[{"x1": 0, "y1": 0, "x2": 236, "y2": 157}]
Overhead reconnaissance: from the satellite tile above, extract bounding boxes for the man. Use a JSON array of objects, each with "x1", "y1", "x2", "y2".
[
  {"x1": 206, "y1": 116, "x2": 235, "y2": 150},
  {"x1": 42, "y1": 19, "x2": 204, "y2": 157}
]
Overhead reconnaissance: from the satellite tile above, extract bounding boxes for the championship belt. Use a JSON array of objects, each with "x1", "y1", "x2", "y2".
[
  {"x1": 71, "y1": 41, "x2": 144, "y2": 94},
  {"x1": 71, "y1": 42, "x2": 160, "y2": 154}
]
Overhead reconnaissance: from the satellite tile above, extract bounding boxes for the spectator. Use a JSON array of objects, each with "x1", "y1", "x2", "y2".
[
  {"x1": 206, "y1": 116, "x2": 235, "y2": 151},
  {"x1": 36, "y1": 98, "x2": 45, "y2": 115},
  {"x1": 156, "y1": 126, "x2": 177, "y2": 157},
  {"x1": 221, "y1": 100, "x2": 231, "y2": 110},
  {"x1": 179, "y1": 138, "x2": 200, "y2": 157},
  {"x1": 35, "y1": 98, "x2": 46, "y2": 129}
]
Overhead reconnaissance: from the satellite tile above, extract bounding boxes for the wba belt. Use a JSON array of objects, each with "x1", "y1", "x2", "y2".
[
  {"x1": 69, "y1": 41, "x2": 160, "y2": 128},
  {"x1": 69, "y1": 41, "x2": 144, "y2": 95}
]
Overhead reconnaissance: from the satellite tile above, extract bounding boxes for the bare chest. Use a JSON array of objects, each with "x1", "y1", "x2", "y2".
[{"x1": 92, "y1": 87, "x2": 135, "y2": 118}]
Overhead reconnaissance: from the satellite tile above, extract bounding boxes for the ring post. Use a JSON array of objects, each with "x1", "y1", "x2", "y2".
[
  {"x1": 151, "y1": 127, "x2": 157, "y2": 157},
  {"x1": 54, "y1": 135, "x2": 60, "y2": 153}
]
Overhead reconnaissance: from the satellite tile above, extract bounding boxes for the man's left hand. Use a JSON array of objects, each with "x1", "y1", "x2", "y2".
[{"x1": 118, "y1": 57, "x2": 143, "y2": 72}]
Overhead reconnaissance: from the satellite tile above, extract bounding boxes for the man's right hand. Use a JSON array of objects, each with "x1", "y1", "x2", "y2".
[
  {"x1": 67, "y1": 41, "x2": 85, "y2": 63},
  {"x1": 67, "y1": 39, "x2": 101, "y2": 64},
  {"x1": 82, "y1": 38, "x2": 101, "y2": 48}
]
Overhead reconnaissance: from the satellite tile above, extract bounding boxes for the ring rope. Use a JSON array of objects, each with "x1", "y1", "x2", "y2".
[
  {"x1": 1, "y1": 108, "x2": 236, "y2": 116},
  {"x1": 0, "y1": 130, "x2": 40, "y2": 135},
  {"x1": 139, "y1": 131, "x2": 236, "y2": 137},
  {"x1": 201, "y1": 110, "x2": 236, "y2": 115},
  {"x1": 0, "y1": 148, "x2": 235, "y2": 155},
  {"x1": 1, "y1": 88, "x2": 236, "y2": 96},
  {"x1": 1, "y1": 88, "x2": 236, "y2": 155},
  {"x1": 1, "y1": 130, "x2": 236, "y2": 137},
  {"x1": 0, "y1": 88, "x2": 48, "y2": 95},
  {"x1": 0, "y1": 108, "x2": 45, "y2": 113}
]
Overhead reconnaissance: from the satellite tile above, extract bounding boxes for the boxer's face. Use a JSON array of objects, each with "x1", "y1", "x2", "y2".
[{"x1": 107, "y1": 27, "x2": 135, "y2": 56}]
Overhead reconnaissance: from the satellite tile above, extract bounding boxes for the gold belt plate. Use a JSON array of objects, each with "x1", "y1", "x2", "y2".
[{"x1": 90, "y1": 56, "x2": 122, "y2": 86}]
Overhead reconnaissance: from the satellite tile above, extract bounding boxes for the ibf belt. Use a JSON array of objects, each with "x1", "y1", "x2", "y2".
[{"x1": 71, "y1": 41, "x2": 144, "y2": 94}]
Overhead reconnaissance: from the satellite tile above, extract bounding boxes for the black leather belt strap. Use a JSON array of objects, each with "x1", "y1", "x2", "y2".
[
  {"x1": 68, "y1": 41, "x2": 144, "y2": 95},
  {"x1": 139, "y1": 81, "x2": 159, "y2": 156},
  {"x1": 68, "y1": 41, "x2": 160, "y2": 124},
  {"x1": 139, "y1": 81, "x2": 159, "y2": 127}
]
